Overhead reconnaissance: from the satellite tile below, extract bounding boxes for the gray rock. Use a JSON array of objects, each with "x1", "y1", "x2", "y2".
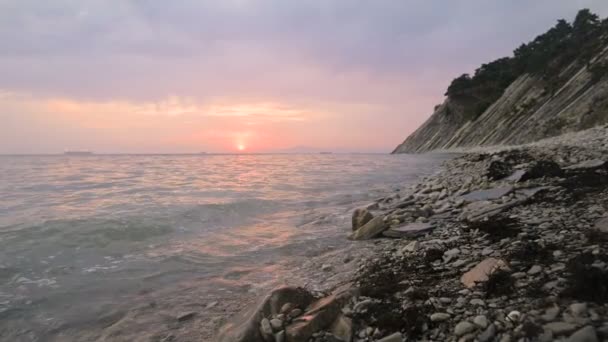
[
  {"x1": 430, "y1": 312, "x2": 451, "y2": 322},
  {"x1": 544, "y1": 322, "x2": 578, "y2": 336},
  {"x1": 275, "y1": 330, "x2": 285, "y2": 342},
  {"x1": 289, "y1": 308, "x2": 303, "y2": 318},
  {"x1": 454, "y1": 321, "x2": 476, "y2": 336},
  {"x1": 528, "y1": 265, "x2": 543, "y2": 275},
  {"x1": 176, "y1": 311, "x2": 197, "y2": 322},
  {"x1": 594, "y1": 217, "x2": 608, "y2": 233},
  {"x1": 329, "y1": 314, "x2": 352, "y2": 342},
  {"x1": 541, "y1": 306, "x2": 560, "y2": 322},
  {"x1": 348, "y1": 216, "x2": 387, "y2": 240},
  {"x1": 473, "y1": 315, "x2": 489, "y2": 329},
  {"x1": 352, "y1": 208, "x2": 374, "y2": 231},
  {"x1": 567, "y1": 326, "x2": 598, "y2": 342},
  {"x1": 280, "y1": 303, "x2": 294, "y2": 314},
  {"x1": 270, "y1": 318, "x2": 283, "y2": 331},
  {"x1": 377, "y1": 332, "x2": 402, "y2": 342},
  {"x1": 563, "y1": 159, "x2": 606, "y2": 171},
  {"x1": 470, "y1": 298, "x2": 485, "y2": 307},
  {"x1": 402, "y1": 241, "x2": 419, "y2": 253},
  {"x1": 478, "y1": 324, "x2": 496, "y2": 342},
  {"x1": 569, "y1": 303, "x2": 588, "y2": 317},
  {"x1": 260, "y1": 318, "x2": 274, "y2": 341}
]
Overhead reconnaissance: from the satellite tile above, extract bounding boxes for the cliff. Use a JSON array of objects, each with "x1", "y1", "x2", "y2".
[{"x1": 393, "y1": 10, "x2": 608, "y2": 154}]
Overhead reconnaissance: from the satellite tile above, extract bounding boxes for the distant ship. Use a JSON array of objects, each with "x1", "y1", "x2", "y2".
[{"x1": 64, "y1": 150, "x2": 94, "y2": 156}]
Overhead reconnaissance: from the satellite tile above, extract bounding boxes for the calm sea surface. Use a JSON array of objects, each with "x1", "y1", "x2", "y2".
[{"x1": 0, "y1": 154, "x2": 451, "y2": 341}]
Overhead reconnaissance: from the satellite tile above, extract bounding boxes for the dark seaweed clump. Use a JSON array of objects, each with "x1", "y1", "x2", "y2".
[
  {"x1": 562, "y1": 253, "x2": 608, "y2": 303},
  {"x1": 483, "y1": 269, "x2": 515, "y2": 298},
  {"x1": 466, "y1": 216, "x2": 521, "y2": 242}
]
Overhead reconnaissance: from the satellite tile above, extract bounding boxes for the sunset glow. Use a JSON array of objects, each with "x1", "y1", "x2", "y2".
[{"x1": 1, "y1": 1, "x2": 607, "y2": 154}]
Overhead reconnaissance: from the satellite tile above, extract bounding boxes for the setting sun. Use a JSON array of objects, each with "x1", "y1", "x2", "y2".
[{"x1": 237, "y1": 144, "x2": 246, "y2": 151}]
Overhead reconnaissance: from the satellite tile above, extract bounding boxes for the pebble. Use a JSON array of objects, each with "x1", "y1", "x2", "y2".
[
  {"x1": 270, "y1": 318, "x2": 283, "y2": 331},
  {"x1": 454, "y1": 321, "x2": 476, "y2": 336},
  {"x1": 430, "y1": 312, "x2": 451, "y2": 322},
  {"x1": 470, "y1": 298, "x2": 485, "y2": 306},
  {"x1": 528, "y1": 265, "x2": 543, "y2": 275},
  {"x1": 289, "y1": 308, "x2": 302, "y2": 318},
  {"x1": 570, "y1": 303, "x2": 588, "y2": 317},
  {"x1": 377, "y1": 332, "x2": 403, "y2": 342},
  {"x1": 474, "y1": 315, "x2": 489, "y2": 329},
  {"x1": 478, "y1": 324, "x2": 497, "y2": 342}
]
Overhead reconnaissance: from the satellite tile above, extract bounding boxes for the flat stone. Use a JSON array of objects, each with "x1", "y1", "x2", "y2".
[
  {"x1": 460, "y1": 186, "x2": 513, "y2": 202},
  {"x1": 461, "y1": 258, "x2": 509, "y2": 288},
  {"x1": 349, "y1": 216, "x2": 388, "y2": 240},
  {"x1": 567, "y1": 326, "x2": 599, "y2": 342},
  {"x1": 454, "y1": 321, "x2": 476, "y2": 336},
  {"x1": 506, "y1": 170, "x2": 527, "y2": 182},
  {"x1": 377, "y1": 332, "x2": 402, "y2": 342},
  {"x1": 402, "y1": 240, "x2": 419, "y2": 253},
  {"x1": 382, "y1": 222, "x2": 434, "y2": 238},
  {"x1": 564, "y1": 159, "x2": 606, "y2": 171},
  {"x1": 544, "y1": 322, "x2": 578, "y2": 336},
  {"x1": 541, "y1": 306, "x2": 560, "y2": 322}
]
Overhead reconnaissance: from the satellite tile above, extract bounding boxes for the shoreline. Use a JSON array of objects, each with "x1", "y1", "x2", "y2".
[{"x1": 218, "y1": 124, "x2": 608, "y2": 341}]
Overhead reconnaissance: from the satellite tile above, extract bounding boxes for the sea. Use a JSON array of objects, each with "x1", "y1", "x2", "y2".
[{"x1": 0, "y1": 153, "x2": 452, "y2": 341}]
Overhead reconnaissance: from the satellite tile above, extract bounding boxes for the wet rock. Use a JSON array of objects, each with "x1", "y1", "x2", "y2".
[
  {"x1": 567, "y1": 326, "x2": 598, "y2": 342},
  {"x1": 382, "y1": 222, "x2": 435, "y2": 238},
  {"x1": 280, "y1": 303, "x2": 294, "y2": 314},
  {"x1": 487, "y1": 160, "x2": 512, "y2": 180},
  {"x1": 352, "y1": 209, "x2": 374, "y2": 231},
  {"x1": 286, "y1": 285, "x2": 356, "y2": 342},
  {"x1": 461, "y1": 258, "x2": 510, "y2": 288},
  {"x1": 454, "y1": 321, "x2": 476, "y2": 336},
  {"x1": 348, "y1": 216, "x2": 387, "y2": 240},
  {"x1": 377, "y1": 332, "x2": 402, "y2": 342},
  {"x1": 216, "y1": 286, "x2": 314, "y2": 342}
]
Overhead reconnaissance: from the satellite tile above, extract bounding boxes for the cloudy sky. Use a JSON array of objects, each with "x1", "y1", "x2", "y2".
[{"x1": 2, "y1": 1, "x2": 608, "y2": 153}]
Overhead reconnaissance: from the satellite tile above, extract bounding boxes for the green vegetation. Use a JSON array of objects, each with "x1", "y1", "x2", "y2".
[{"x1": 446, "y1": 9, "x2": 608, "y2": 121}]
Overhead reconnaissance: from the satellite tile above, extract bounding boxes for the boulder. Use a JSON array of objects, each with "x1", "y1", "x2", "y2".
[
  {"x1": 216, "y1": 286, "x2": 314, "y2": 342},
  {"x1": 461, "y1": 258, "x2": 510, "y2": 288},
  {"x1": 285, "y1": 284, "x2": 357, "y2": 342},
  {"x1": 352, "y1": 209, "x2": 374, "y2": 231},
  {"x1": 382, "y1": 222, "x2": 435, "y2": 238},
  {"x1": 348, "y1": 216, "x2": 387, "y2": 240}
]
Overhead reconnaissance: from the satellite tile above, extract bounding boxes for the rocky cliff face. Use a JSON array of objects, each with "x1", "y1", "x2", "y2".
[{"x1": 393, "y1": 46, "x2": 608, "y2": 154}]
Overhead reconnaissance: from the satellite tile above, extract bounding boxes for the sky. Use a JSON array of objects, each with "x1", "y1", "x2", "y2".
[{"x1": 2, "y1": 1, "x2": 608, "y2": 154}]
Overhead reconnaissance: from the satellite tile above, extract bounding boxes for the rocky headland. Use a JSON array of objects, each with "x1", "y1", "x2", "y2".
[{"x1": 217, "y1": 124, "x2": 608, "y2": 342}]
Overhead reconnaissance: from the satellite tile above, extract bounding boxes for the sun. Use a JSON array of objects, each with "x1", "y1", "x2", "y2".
[{"x1": 237, "y1": 144, "x2": 246, "y2": 151}]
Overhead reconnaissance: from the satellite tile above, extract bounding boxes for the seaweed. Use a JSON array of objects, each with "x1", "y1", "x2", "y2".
[
  {"x1": 466, "y1": 216, "x2": 521, "y2": 242},
  {"x1": 561, "y1": 253, "x2": 608, "y2": 303},
  {"x1": 483, "y1": 269, "x2": 515, "y2": 298}
]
